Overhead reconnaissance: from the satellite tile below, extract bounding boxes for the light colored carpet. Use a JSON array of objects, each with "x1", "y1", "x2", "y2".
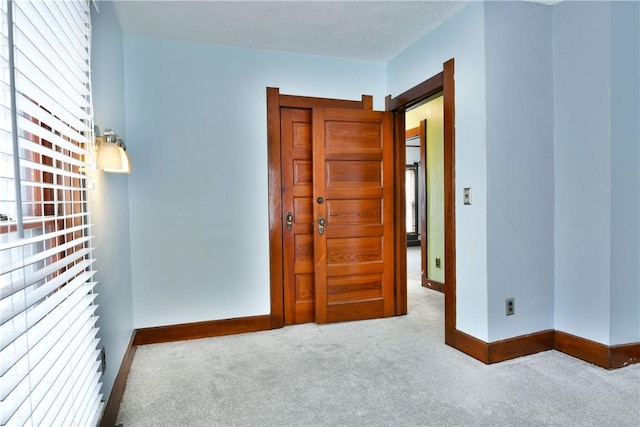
[{"x1": 117, "y1": 248, "x2": 640, "y2": 426}]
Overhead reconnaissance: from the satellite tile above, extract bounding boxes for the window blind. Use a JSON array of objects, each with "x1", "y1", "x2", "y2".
[{"x1": 0, "y1": 1, "x2": 102, "y2": 426}]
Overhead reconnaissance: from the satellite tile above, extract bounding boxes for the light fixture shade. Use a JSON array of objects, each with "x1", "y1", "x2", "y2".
[
  {"x1": 119, "y1": 146, "x2": 132, "y2": 173},
  {"x1": 97, "y1": 142, "x2": 131, "y2": 173},
  {"x1": 97, "y1": 142, "x2": 121, "y2": 170}
]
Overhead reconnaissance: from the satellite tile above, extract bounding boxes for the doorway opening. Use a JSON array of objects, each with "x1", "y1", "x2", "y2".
[
  {"x1": 405, "y1": 92, "x2": 445, "y2": 293},
  {"x1": 403, "y1": 92, "x2": 445, "y2": 328},
  {"x1": 388, "y1": 58, "x2": 456, "y2": 346}
]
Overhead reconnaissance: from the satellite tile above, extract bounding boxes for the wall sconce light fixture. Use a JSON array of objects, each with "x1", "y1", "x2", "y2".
[{"x1": 96, "y1": 128, "x2": 132, "y2": 173}]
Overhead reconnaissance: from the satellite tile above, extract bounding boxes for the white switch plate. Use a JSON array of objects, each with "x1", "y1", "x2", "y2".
[{"x1": 463, "y1": 187, "x2": 472, "y2": 205}]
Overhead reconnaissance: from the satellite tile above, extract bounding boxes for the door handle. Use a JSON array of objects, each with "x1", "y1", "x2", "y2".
[
  {"x1": 286, "y1": 212, "x2": 293, "y2": 231},
  {"x1": 318, "y1": 216, "x2": 325, "y2": 235}
]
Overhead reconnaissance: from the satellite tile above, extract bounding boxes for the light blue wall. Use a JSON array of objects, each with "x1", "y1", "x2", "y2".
[
  {"x1": 90, "y1": 1, "x2": 134, "y2": 403},
  {"x1": 484, "y1": 1, "x2": 555, "y2": 341},
  {"x1": 553, "y1": 1, "x2": 640, "y2": 345},
  {"x1": 554, "y1": 0, "x2": 612, "y2": 344},
  {"x1": 122, "y1": 35, "x2": 386, "y2": 328},
  {"x1": 387, "y1": 2, "x2": 489, "y2": 340},
  {"x1": 610, "y1": 1, "x2": 640, "y2": 345}
]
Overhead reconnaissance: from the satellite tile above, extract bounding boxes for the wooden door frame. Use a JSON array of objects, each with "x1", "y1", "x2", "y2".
[
  {"x1": 386, "y1": 59, "x2": 457, "y2": 346},
  {"x1": 266, "y1": 88, "x2": 373, "y2": 328}
]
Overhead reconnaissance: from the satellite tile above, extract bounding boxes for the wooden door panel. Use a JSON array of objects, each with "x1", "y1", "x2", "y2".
[
  {"x1": 293, "y1": 197, "x2": 313, "y2": 223},
  {"x1": 294, "y1": 234, "x2": 314, "y2": 265},
  {"x1": 296, "y1": 274, "x2": 315, "y2": 299},
  {"x1": 293, "y1": 274, "x2": 315, "y2": 324},
  {"x1": 326, "y1": 199, "x2": 382, "y2": 225},
  {"x1": 325, "y1": 260, "x2": 384, "y2": 277},
  {"x1": 325, "y1": 222, "x2": 384, "y2": 237},
  {"x1": 282, "y1": 108, "x2": 315, "y2": 325},
  {"x1": 326, "y1": 236, "x2": 383, "y2": 264},
  {"x1": 313, "y1": 107, "x2": 394, "y2": 324},
  {"x1": 292, "y1": 121, "x2": 311, "y2": 148},
  {"x1": 327, "y1": 274, "x2": 383, "y2": 303},
  {"x1": 325, "y1": 161, "x2": 382, "y2": 188},
  {"x1": 325, "y1": 300, "x2": 386, "y2": 323},
  {"x1": 293, "y1": 160, "x2": 312, "y2": 186},
  {"x1": 325, "y1": 121, "x2": 383, "y2": 149}
]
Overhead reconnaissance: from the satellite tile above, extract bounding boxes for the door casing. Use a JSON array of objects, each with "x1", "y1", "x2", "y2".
[
  {"x1": 386, "y1": 59, "x2": 456, "y2": 345},
  {"x1": 267, "y1": 58, "x2": 455, "y2": 346},
  {"x1": 266, "y1": 89, "x2": 373, "y2": 328}
]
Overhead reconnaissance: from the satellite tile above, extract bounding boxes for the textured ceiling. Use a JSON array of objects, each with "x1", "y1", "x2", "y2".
[{"x1": 113, "y1": 0, "x2": 471, "y2": 62}]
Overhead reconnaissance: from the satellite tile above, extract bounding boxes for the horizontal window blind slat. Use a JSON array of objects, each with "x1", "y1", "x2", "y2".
[
  {"x1": 0, "y1": 241, "x2": 92, "y2": 288},
  {"x1": 29, "y1": 321, "x2": 98, "y2": 424},
  {"x1": 13, "y1": 2, "x2": 89, "y2": 101},
  {"x1": 0, "y1": 222, "x2": 92, "y2": 251},
  {"x1": 42, "y1": 360, "x2": 102, "y2": 427},
  {"x1": 1, "y1": 253, "x2": 93, "y2": 319},
  {"x1": 0, "y1": 379, "x2": 31, "y2": 426},
  {"x1": 29, "y1": 316, "x2": 99, "y2": 425},
  {"x1": 13, "y1": 70, "x2": 90, "y2": 133},
  {"x1": 14, "y1": 8, "x2": 88, "y2": 90},
  {"x1": 19, "y1": 215, "x2": 89, "y2": 232},
  {"x1": 0, "y1": 271, "x2": 96, "y2": 356},
  {"x1": 17, "y1": 93, "x2": 89, "y2": 146},
  {"x1": 16, "y1": 1, "x2": 87, "y2": 75},
  {"x1": 0, "y1": 111, "x2": 13, "y2": 135},
  {"x1": 48, "y1": 393, "x2": 74, "y2": 427},
  {"x1": 18, "y1": 136, "x2": 85, "y2": 169},
  {"x1": 0, "y1": 288, "x2": 97, "y2": 417},
  {"x1": 12, "y1": 26, "x2": 88, "y2": 109},
  {"x1": 0, "y1": 88, "x2": 9, "y2": 111},
  {"x1": 0, "y1": 69, "x2": 9, "y2": 92},
  {"x1": 18, "y1": 204, "x2": 86, "y2": 221},
  {"x1": 83, "y1": 379, "x2": 104, "y2": 427},
  {"x1": 13, "y1": 48, "x2": 90, "y2": 109},
  {"x1": 27, "y1": 268, "x2": 94, "y2": 327},
  {"x1": 0, "y1": 300, "x2": 98, "y2": 400},
  {"x1": 1, "y1": 255, "x2": 93, "y2": 323},
  {"x1": 69, "y1": 358, "x2": 101, "y2": 426},
  {"x1": 0, "y1": 292, "x2": 97, "y2": 382},
  {"x1": 42, "y1": 392, "x2": 74, "y2": 427},
  {"x1": 13, "y1": 56, "x2": 90, "y2": 120},
  {"x1": 18, "y1": 157, "x2": 87, "y2": 181},
  {"x1": 18, "y1": 135, "x2": 89, "y2": 169},
  {"x1": 20, "y1": 159, "x2": 86, "y2": 181},
  {"x1": 1, "y1": 135, "x2": 15, "y2": 156},
  {"x1": 17, "y1": 109, "x2": 89, "y2": 155},
  {"x1": 1, "y1": 287, "x2": 98, "y2": 425},
  {"x1": 39, "y1": 1, "x2": 89, "y2": 70},
  {"x1": 1, "y1": 235, "x2": 90, "y2": 278},
  {"x1": 15, "y1": 179, "x2": 88, "y2": 196},
  {"x1": 67, "y1": 343, "x2": 101, "y2": 409},
  {"x1": 0, "y1": 126, "x2": 10, "y2": 146},
  {"x1": 25, "y1": 348, "x2": 74, "y2": 425}
]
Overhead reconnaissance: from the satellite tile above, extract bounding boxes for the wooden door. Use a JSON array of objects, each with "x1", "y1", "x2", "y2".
[
  {"x1": 281, "y1": 108, "x2": 315, "y2": 324},
  {"x1": 277, "y1": 92, "x2": 373, "y2": 326},
  {"x1": 313, "y1": 107, "x2": 395, "y2": 323}
]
